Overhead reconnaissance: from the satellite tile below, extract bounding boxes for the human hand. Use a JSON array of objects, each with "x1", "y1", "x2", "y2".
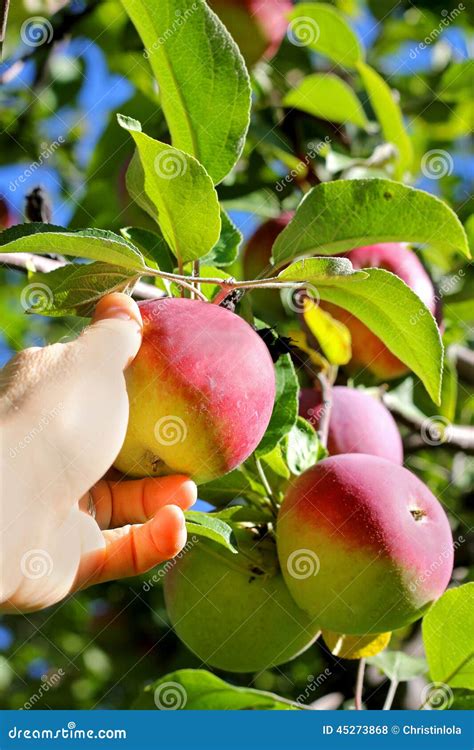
[{"x1": 0, "y1": 293, "x2": 196, "y2": 613}]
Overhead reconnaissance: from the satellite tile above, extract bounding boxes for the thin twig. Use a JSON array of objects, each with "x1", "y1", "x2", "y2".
[
  {"x1": 354, "y1": 659, "x2": 365, "y2": 710},
  {"x1": 255, "y1": 457, "x2": 279, "y2": 516},
  {"x1": 382, "y1": 678, "x2": 399, "y2": 710},
  {"x1": 315, "y1": 372, "x2": 333, "y2": 450}
]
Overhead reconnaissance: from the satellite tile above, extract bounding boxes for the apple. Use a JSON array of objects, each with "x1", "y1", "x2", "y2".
[
  {"x1": 277, "y1": 454, "x2": 453, "y2": 634},
  {"x1": 321, "y1": 243, "x2": 437, "y2": 380},
  {"x1": 164, "y1": 531, "x2": 321, "y2": 672},
  {"x1": 208, "y1": 0, "x2": 292, "y2": 67},
  {"x1": 299, "y1": 386, "x2": 403, "y2": 464},
  {"x1": 242, "y1": 212, "x2": 293, "y2": 322},
  {"x1": 114, "y1": 298, "x2": 276, "y2": 484}
]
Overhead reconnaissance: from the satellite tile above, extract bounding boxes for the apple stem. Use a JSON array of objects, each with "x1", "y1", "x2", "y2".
[
  {"x1": 382, "y1": 678, "x2": 399, "y2": 710},
  {"x1": 354, "y1": 658, "x2": 366, "y2": 710},
  {"x1": 316, "y1": 372, "x2": 334, "y2": 450},
  {"x1": 254, "y1": 457, "x2": 279, "y2": 516}
]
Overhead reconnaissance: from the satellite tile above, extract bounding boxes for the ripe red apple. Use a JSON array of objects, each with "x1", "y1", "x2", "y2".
[
  {"x1": 321, "y1": 244, "x2": 437, "y2": 380},
  {"x1": 299, "y1": 386, "x2": 403, "y2": 464},
  {"x1": 209, "y1": 0, "x2": 292, "y2": 67},
  {"x1": 277, "y1": 454, "x2": 453, "y2": 634},
  {"x1": 114, "y1": 298, "x2": 276, "y2": 484},
  {"x1": 164, "y1": 532, "x2": 320, "y2": 672},
  {"x1": 242, "y1": 212, "x2": 293, "y2": 322}
]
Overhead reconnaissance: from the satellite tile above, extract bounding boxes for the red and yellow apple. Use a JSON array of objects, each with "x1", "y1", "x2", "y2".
[
  {"x1": 321, "y1": 243, "x2": 437, "y2": 380},
  {"x1": 277, "y1": 454, "x2": 453, "y2": 634},
  {"x1": 114, "y1": 298, "x2": 276, "y2": 484},
  {"x1": 299, "y1": 385, "x2": 403, "y2": 464},
  {"x1": 209, "y1": 0, "x2": 292, "y2": 67},
  {"x1": 164, "y1": 531, "x2": 320, "y2": 672}
]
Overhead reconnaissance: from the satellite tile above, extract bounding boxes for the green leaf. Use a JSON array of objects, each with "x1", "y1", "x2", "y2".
[
  {"x1": 139, "y1": 669, "x2": 299, "y2": 710},
  {"x1": 120, "y1": 227, "x2": 175, "y2": 272},
  {"x1": 119, "y1": 0, "x2": 251, "y2": 184},
  {"x1": 288, "y1": 3, "x2": 363, "y2": 68},
  {"x1": 201, "y1": 210, "x2": 242, "y2": 267},
  {"x1": 440, "y1": 61, "x2": 474, "y2": 103},
  {"x1": 198, "y1": 468, "x2": 266, "y2": 507},
  {"x1": 316, "y1": 269, "x2": 444, "y2": 404},
  {"x1": 368, "y1": 651, "x2": 428, "y2": 682},
  {"x1": 281, "y1": 417, "x2": 321, "y2": 475},
  {"x1": 184, "y1": 510, "x2": 237, "y2": 554},
  {"x1": 357, "y1": 62, "x2": 413, "y2": 179},
  {"x1": 422, "y1": 583, "x2": 474, "y2": 690},
  {"x1": 449, "y1": 690, "x2": 474, "y2": 710},
  {"x1": 0, "y1": 224, "x2": 146, "y2": 271},
  {"x1": 119, "y1": 122, "x2": 221, "y2": 265},
  {"x1": 284, "y1": 74, "x2": 368, "y2": 128},
  {"x1": 278, "y1": 256, "x2": 367, "y2": 282},
  {"x1": 271, "y1": 179, "x2": 470, "y2": 268},
  {"x1": 23, "y1": 262, "x2": 139, "y2": 317},
  {"x1": 256, "y1": 354, "x2": 299, "y2": 457}
]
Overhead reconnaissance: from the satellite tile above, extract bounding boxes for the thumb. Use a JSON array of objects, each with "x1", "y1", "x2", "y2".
[{"x1": 79, "y1": 293, "x2": 143, "y2": 371}]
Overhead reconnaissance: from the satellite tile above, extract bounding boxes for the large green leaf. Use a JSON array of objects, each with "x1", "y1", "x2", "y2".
[
  {"x1": 137, "y1": 670, "x2": 299, "y2": 710},
  {"x1": 198, "y1": 468, "x2": 267, "y2": 507},
  {"x1": 422, "y1": 584, "x2": 474, "y2": 690},
  {"x1": 288, "y1": 3, "x2": 363, "y2": 68},
  {"x1": 314, "y1": 269, "x2": 443, "y2": 404},
  {"x1": 256, "y1": 354, "x2": 299, "y2": 457},
  {"x1": 22, "y1": 262, "x2": 139, "y2": 318},
  {"x1": 357, "y1": 62, "x2": 413, "y2": 179},
  {"x1": 119, "y1": 0, "x2": 251, "y2": 184},
  {"x1": 0, "y1": 224, "x2": 146, "y2": 271},
  {"x1": 284, "y1": 74, "x2": 368, "y2": 128},
  {"x1": 119, "y1": 119, "x2": 221, "y2": 265},
  {"x1": 278, "y1": 256, "x2": 367, "y2": 282},
  {"x1": 271, "y1": 179, "x2": 470, "y2": 268}
]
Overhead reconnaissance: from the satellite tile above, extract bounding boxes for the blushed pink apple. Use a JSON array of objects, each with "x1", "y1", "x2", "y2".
[
  {"x1": 321, "y1": 244, "x2": 437, "y2": 380},
  {"x1": 277, "y1": 454, "x2": 453, "y2": 634},
  {"x1": 299, "y1": 386, "x2": 403, "y2": 464},
  {"x1": 114, "y1": 298, "x2": 276, "y2": 484}
]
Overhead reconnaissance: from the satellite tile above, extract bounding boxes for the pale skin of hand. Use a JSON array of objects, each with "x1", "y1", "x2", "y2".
[{"x1": 0, "y1": 293, "x2": 197, "y2": 613}]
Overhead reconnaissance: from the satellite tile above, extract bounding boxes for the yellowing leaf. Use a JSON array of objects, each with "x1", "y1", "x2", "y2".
[
  {"x1": 323, "y1": 630, "x2": 391, "y2": 660},
  {"x1": 303, "y1": 299, "x2": 352, "y2": 365}
]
